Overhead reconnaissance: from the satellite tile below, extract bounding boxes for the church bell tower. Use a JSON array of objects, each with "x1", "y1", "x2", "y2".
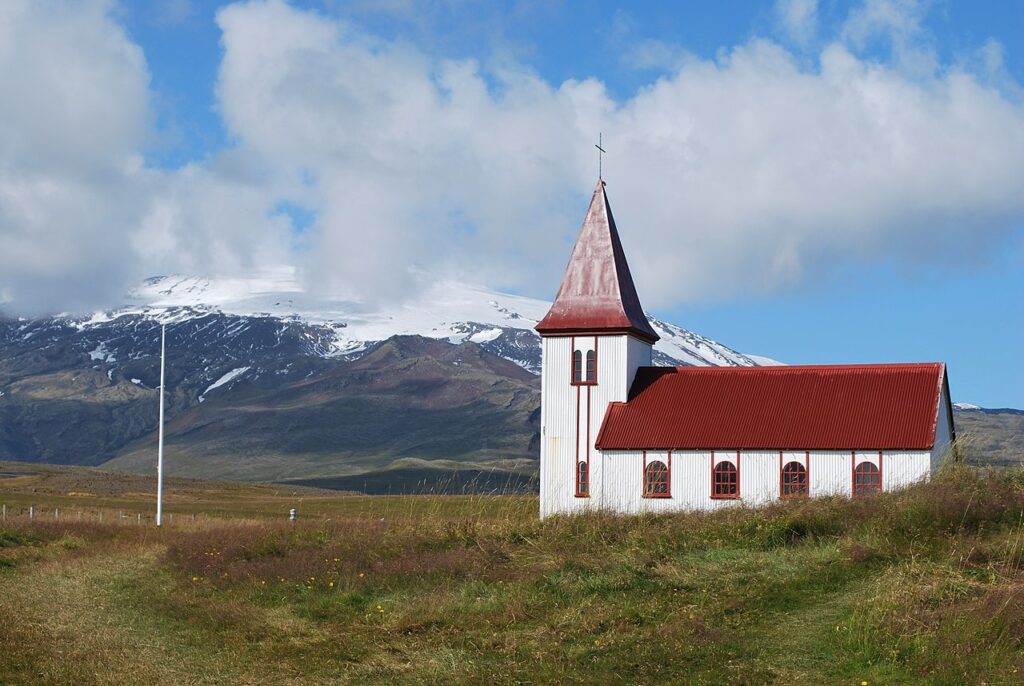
[{"x1": 535, "y1": 179, "x2": 658, "y2": 517}]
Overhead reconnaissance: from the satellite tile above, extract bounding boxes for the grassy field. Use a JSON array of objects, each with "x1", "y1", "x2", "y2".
[{"x1": 2, "y1": 465, "x2": 1024, "y2": 684}]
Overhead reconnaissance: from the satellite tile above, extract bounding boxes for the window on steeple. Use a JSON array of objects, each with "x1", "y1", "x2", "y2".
[
  {"x1": 576, "y1": 461, "x2": 589, "y2": 497},
  {"x1": 586, "y1": 350, "x2": 596, "y2": 383},
  {"x1": 572, "y1": 349, "x2": 582, "y2": 383}
]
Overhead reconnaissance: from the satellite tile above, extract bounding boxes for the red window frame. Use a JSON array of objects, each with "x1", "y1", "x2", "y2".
[
  {"x1": 642, "y1": 450, "x2": 671, "y2": 498},
  {"x1": 570, "y1": 337, "x2": 598, "y2": 386},
  {"x1": 780, "y1": 459, "x2": 808, "y2": 498},
  {"x1": 711, "y1": 450, "x2": 740, "y2": 499},
  {"x1": 575, "y1": 460, "x2": 589, "y2": 497},
  {"x1": 853, "y1": 459, "x2": 881, "y2": 496}
]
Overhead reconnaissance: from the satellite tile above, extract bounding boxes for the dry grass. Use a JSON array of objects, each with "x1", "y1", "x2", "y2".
[{"x1": 3, "y1": 466, "x2": 1024, "y2": 684}]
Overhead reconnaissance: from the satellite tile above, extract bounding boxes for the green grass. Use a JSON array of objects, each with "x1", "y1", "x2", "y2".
[{"x1": 2, "y1": 467, "x2": 1024, "y2": 684}]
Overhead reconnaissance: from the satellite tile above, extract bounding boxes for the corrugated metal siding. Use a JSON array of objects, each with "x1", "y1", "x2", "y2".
[
  {"x1": 596, "y1": 363, "x2": 945, "y2": 451},
  {"x1": 599, "y1": 449, "x2": 931, "y2": 512},
  {"x1": 541, "y1": 335, "x2": 640, "y2": 517},
  {"x1": 884, "y1": 451, "x2": 931, "y2": 490},
  {"x1": 540, "y1": 336, "x2": 574, "y2": 517},
  {"x1": 809, "y1": 451, "x2": 852, "y2": 497},
  {"x1": 931, "y1": 374, "x2": 954, "y2": 472}
]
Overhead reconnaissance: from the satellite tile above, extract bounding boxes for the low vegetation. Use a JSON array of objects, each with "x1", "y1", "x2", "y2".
[{"x1": 2, "y1": 466, "x2": 1024, "y2": 684}]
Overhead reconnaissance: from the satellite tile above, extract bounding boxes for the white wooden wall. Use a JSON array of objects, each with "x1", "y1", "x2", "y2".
[
  {"x1": 540, "y1": 334, "x2": 652, "y2": 517},
  {"x1": 596, "y1": 449, "x2": 932, "y2": 514},
  {"x1": 931, "y1": 376, "x2": 954, "y2": 472}
]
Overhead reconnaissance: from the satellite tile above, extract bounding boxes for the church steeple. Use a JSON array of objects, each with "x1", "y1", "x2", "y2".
[{"x1": 536, "y1": 179, "x2": 659, "y2": 343}]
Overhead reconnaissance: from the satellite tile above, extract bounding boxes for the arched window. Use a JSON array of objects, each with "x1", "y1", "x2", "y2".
[
  {"x1": 576, "y1": 461, "x2": 589, "y2": 497},
  {"x1": 781, "y1": 461, "x2": 807, "y2": 498},
  {"x1": 644, "y1": 460, "x2": 669, "y2": 497},
  {"x1": 572, "y1": 349, "x2": 582, "y2": 383},
  {"x1": 712, "y1": 461, "x2": 738, "y2": 499},
  {"x1": 585, "y1": 349, "x2": 596, "y2": 383},
  {"x1": 854, "y1": 461, "x2": 881, "y2": 496}
]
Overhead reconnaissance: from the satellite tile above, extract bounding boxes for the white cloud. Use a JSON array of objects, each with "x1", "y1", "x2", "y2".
[
  {"x1": 1, "y1": 0, "x2": 1023, "y2": 315},
  {"x1": 840, "y1": 0, "x2": 938, "y2": 77},
  {"x1": 213, "y1": 0, "x2": 1024, "y2": 307},
  {"x1": 0, "y1": 0, "x2": 292, "y2": 314},
  {"x1": 776, "y1": 0, "x2": 818, "y2": 46}
]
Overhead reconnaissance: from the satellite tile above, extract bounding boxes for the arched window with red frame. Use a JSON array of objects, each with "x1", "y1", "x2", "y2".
[
  {"x1": 644, "y1": 460, "x2": 669, "y2": 497},
  {"x1": 712, "y1": 460, "x2": 738, "y2": 499},
  {"x1": 854, "y1": 461, "x2": 881, "y2": 496},
  {"x1": 585, "y1": 349, "x2": 596, "y2": 383},
  {"x1": 571, "y1": 349, "x2": 582, "y2": 383},
  {"x1": 576, "y1": 461, "x2": 589, "y2": 497},
  {"x1": 781, "y1": 461, "x2": 807, "y2": 498}
]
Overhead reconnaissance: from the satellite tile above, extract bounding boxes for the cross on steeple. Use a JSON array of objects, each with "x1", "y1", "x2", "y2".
[{"x1": 595, "y1": 133, "x2": 606, "y2": 180}]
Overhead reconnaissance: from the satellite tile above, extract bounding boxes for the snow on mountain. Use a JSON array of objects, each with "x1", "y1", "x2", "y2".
[
  {"x1": 72, "y1": 269, "x2": 776, "y2": 372},
  {"x1": 953, "y1": 402, "x2": 982, "y2": 410},
  {"x1": 199, "y1": 366, "x2": 252, "y2": 403}
]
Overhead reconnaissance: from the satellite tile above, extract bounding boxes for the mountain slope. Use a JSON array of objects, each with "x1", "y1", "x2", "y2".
[
  {"x1": 0, "y1": 271, "x2": 776, "y2": 480},
  {"x1": 104, "y1": 336, "x2": 540, "y2": 481}
]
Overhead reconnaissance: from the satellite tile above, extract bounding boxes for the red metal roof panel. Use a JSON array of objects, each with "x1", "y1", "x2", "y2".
[
  {"x1": 535, "y1": 179, "x2": 659, "y2": 343},
  {"x1": 595, "y1": 363, "x2": 948, "y2": 451}
]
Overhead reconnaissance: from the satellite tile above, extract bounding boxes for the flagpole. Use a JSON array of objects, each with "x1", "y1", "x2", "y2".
[{"x1": 156, "y1": 324, "x2": 165, "y2": 527}]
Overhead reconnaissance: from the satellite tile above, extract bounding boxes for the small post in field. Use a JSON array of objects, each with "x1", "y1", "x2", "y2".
[
  {"x1": 137, "y1": 513, "x2": 141, "y2": 525},
  {"x1": 289, "y1": 508, "x2": 297, "y2": 522},
  {"x1": 2, "y1": 504, "x2": 5, "y2": 522},
  {"x1": 54, "y1": 508, "x2": 58, "y2": 520},
  {"x1": 29, "y1": 506, "x2": 33, "y2": 519}
]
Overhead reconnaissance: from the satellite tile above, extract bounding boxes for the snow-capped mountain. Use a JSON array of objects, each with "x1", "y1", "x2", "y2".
[
  {"x1": 80, "y1": 269, "x2": 775, "y2": 374},
  {"x1": 0, "y1": 269, "x2": 776, "y2": 478}
]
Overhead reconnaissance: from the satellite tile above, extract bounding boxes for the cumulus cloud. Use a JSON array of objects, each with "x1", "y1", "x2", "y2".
[
  {"x1": 0, "y1": 0, "x2": 293, "y2": 314},
  {"x1": 1, "y1": 0, "x2": 1023, "y2": 314},
  {"x1": 214, "y1": 0, "x2": 1024, "y2": 307},
  {"x1": 776, "y1": 0, "x2": 818, "y2": 46}
]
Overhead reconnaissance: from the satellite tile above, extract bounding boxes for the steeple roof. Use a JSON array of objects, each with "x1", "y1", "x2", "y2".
[{"x1": 536, "y1": 179, "x2": 659, "y2": 343}]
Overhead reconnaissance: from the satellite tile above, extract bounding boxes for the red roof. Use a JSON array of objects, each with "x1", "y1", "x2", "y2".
[
  {"x1": 596, "y1": 363, "x2": 950, "y2": 451},
  {"x1": 536, "y1": 179, "x2": 659, "y2": 343}
]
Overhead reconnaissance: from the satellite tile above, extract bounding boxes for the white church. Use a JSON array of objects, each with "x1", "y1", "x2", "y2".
[{"x1": 536, "y1": 179, "x2": 956, "y2": 517}]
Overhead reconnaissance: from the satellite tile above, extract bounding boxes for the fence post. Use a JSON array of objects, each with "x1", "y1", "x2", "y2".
[
  {"x1": 2, "y1": 504, "x2": 5, "y2": 522},
  {"x1": 54, "y1": 508, "x2": 59, "y2": 521},
  {"x1": 137, "y1": 513, "x2": 142, "y2": 525},
  {"x1": 29, "y1": 506, "x2": 33, "y2": 520}
]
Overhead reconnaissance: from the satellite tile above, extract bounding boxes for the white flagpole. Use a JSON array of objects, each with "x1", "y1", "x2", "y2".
[{"x1": 156, "y1": 324, "x2": 166, "y2": 527}]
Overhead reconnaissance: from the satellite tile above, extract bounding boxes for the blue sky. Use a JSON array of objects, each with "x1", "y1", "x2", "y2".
[{"x1": 1, "y1": 1, "x2": 1022, "y2": 407}]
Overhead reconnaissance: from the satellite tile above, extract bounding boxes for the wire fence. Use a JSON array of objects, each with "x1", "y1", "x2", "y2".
[{"x1": 0, "y1": 504, "x2": 208, "y2": 527}]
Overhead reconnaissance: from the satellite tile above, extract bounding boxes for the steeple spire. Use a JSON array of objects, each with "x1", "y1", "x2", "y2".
[{"x1": 536, "y1": 179, "x2": 659, "y2": 343}]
